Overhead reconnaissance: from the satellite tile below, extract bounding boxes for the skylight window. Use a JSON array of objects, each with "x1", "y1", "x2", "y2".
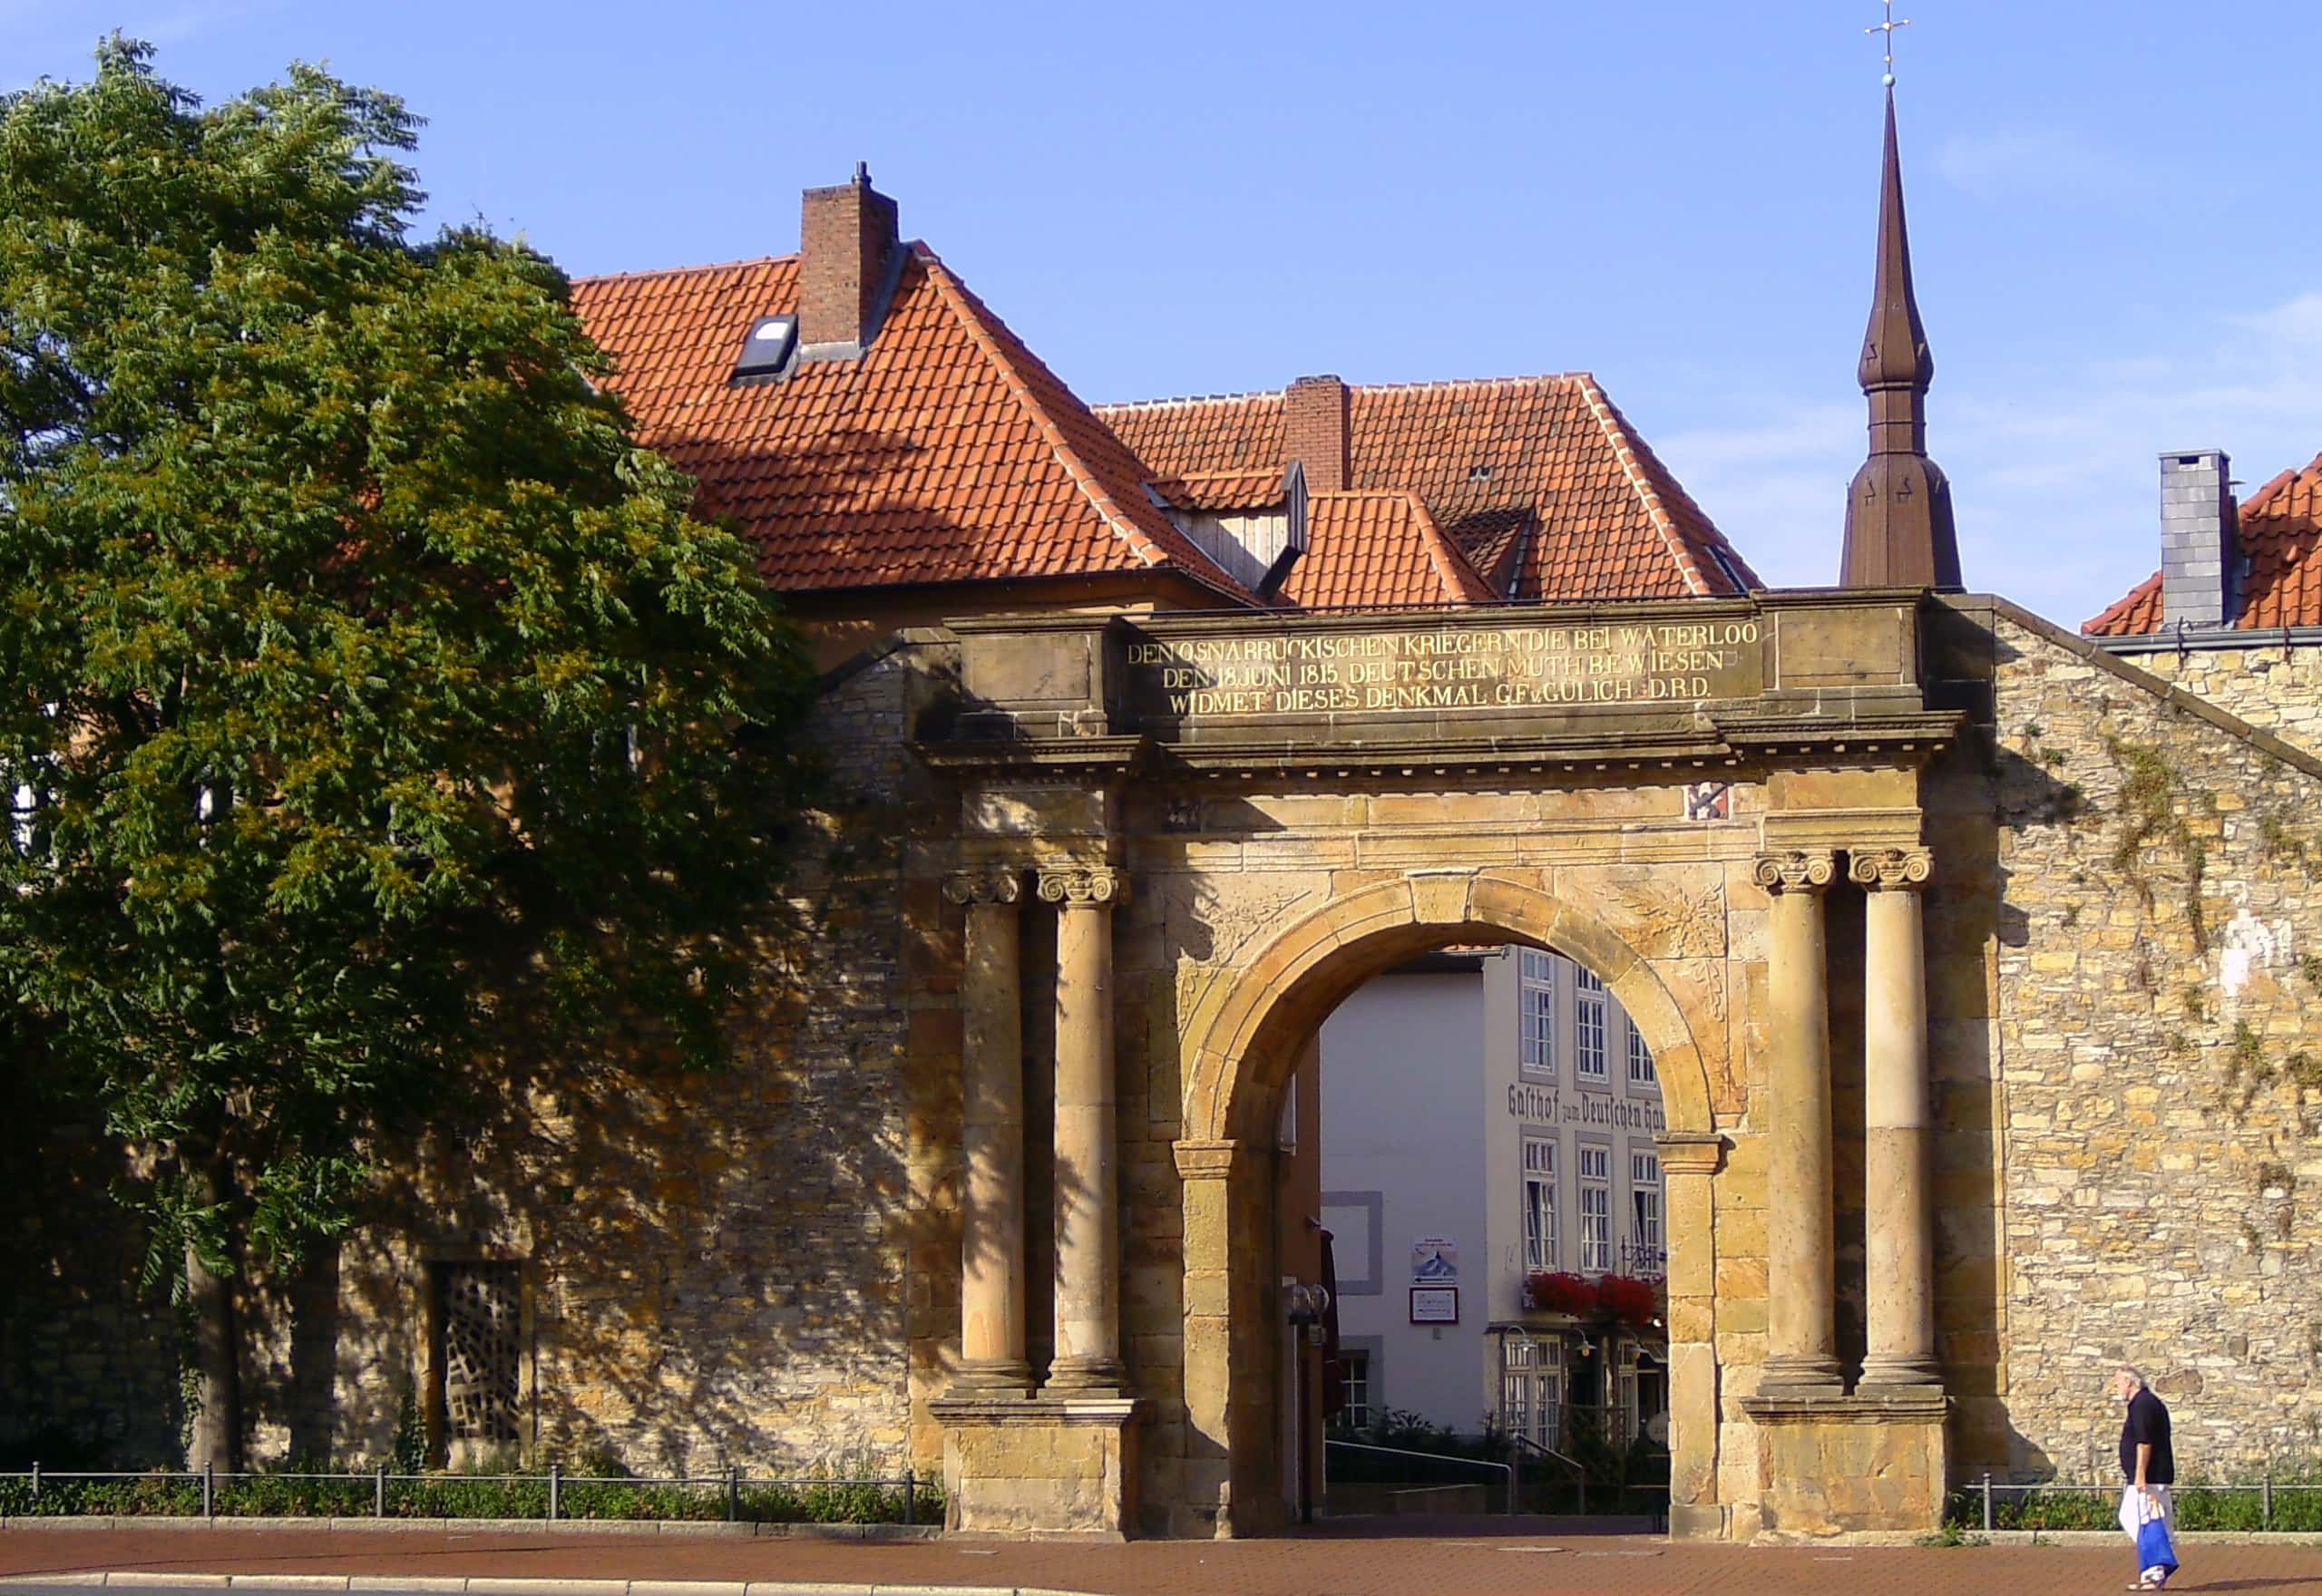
[
  {"x1": 733, "y1": 316, "x2": 797, "y2": 384},
  {"x1": 1468, "y1": 464, "x2": 1495, "y2": 482}
]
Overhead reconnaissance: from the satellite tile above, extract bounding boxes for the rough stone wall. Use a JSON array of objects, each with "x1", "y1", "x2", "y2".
[
  {"x1": 1979, "y1": 605, "x2": 2322, "y2": 1481},
  {"x1": 2106, "y1": 642, "x2": 2322, "y2": 764},
  {"x1": 295, "y1": 639, "x2": 941, "y2": 1474},
  {"x1": 0, "y1": 1118, "x2": 182, "y2": 1465}
]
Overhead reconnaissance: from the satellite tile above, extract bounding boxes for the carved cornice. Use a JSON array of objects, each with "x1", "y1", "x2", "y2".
[
  {"x1": 1751, "y1": 850, "x2": 1838, "y2": 895},
  {"x1": 1654, "y1": 1132, "x2": 1729, "y2": 1177},
  {"x1": 1037, "y1": 866, "x2": 1127, "y2": 908},
  {"x1": 942, "y1": 869, "x2": 1023, "y2": 908},
  {"x1": 1173, "y1": 1138, "x2": 1261, "y2": 1182},
  {"x1": 1847, "y1": 846, "x2": 1933, "y2": 892}
]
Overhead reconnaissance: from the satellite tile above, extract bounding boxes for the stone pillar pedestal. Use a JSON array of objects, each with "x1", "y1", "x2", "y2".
[
  {"x1": 1852, "y1": 846, "x2": 1944, "y2": 1390},
  {"x1": 1754, "y1": 851, "x2": 1844, "y2": 1396},
  {"x1": 1738, "y1": 1391, "x2": 1951, "y2": 1538},
  {"x1": 945, "y1": 869, "x2": 1032, "y2": 1395},
  {"x1": 1040, "y1": 866, "x2": 1126, "y2": 1396},
  {"x1": 930, "y1": 1395, "x2": 1142, "y2": 1538}
]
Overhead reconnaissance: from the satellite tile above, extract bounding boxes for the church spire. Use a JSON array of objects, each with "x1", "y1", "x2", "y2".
[{"x1": 1839, "y1": 88, "x2": 1961, "y2": 589}]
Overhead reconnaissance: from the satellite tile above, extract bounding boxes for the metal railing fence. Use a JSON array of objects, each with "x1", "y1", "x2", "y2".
[
  {"x1": 1959, "y1": 1469, "x2": 2322, "y2": 1533},
  {"x1": 1323, "y1": 1439, "x2": 1517, "y2": 1515},
  {"x1": 0, "y1": 1463, "x2": 936, "y2": 1527}
]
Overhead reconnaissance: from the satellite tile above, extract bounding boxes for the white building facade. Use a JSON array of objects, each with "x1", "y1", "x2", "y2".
[{"x1": 1317, "y1": 944, "x2": 1669, "y2": 1449}]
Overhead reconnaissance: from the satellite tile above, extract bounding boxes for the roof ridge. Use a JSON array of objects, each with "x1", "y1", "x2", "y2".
[
  {"x1": 1572, "y1": 375, "x2": 1717, "y2": 598},
  {"x1": 1094, "y1": 371, "x2": 1595, "y2": 414},
  {"x1": 1347, "y1": 371, "x2": 1588, "y2": 399},
  {"x1": 2241, "y1": 465, "x2": 2306, "y2": 517},
  {"x1": 1400, "y1": 492, "x2": 1496, "y2": 605},
  {"x1": 571, "y1": 253, "x2": 796, "y2": 287},
  {"x1": 914, "y1": 252, "x2": 1254, "y2": 604},
  {"x1": 2084, "y1": 571, "x2": 2162, "y2": 636},
  {"x1": 1092, "y1": 388, "x2": 1284, "y2": 414}
]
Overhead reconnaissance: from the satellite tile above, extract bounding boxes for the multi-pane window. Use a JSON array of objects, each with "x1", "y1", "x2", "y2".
[
  {"x1": 1502, "y1": 1337, "x2": 1564, "y2": 1447},
  {"x1": 1522, "y1": 1136, "x2": 1557, "y2": 1271},
  {"x1": 1630, "y1": 1151, "x2": 1663, "y2": 1272},
  {"x1": 1575, "y1": 968, "x2": 1607, "y2": 1082},
  {"x1": 1578, "y1": 1145, "x2": 1612, "y2": 1272},
  {"x1": 1626, "y1": 1023, "x2": 1655, "y2": 1086},
  {"x1": 1519, "y1": 948, "x2": 1556, "y2": 1078},
  {"x1": 1341, "y1": 1350, "x2": 1371, "y2": 1429}
]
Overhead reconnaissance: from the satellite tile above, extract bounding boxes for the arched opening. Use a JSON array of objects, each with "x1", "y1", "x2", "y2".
[{"x1": 1174, "y1": 871, "x2": 1721, "y2": 1538}]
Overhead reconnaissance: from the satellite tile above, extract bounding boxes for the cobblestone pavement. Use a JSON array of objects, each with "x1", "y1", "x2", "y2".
[{"x1": 1, "y1": 1523, "x2": 2320, "y2": 1596}]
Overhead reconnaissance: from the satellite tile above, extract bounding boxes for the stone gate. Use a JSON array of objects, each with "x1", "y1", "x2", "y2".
[{"x1": 919, "y1": 589, "x2": 1968, "y2": 1538}]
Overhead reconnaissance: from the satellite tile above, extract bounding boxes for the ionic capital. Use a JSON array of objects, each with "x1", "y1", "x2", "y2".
[
  {"x1": 1037, "y1": 866, "x2": 1127, "y2": 908},
  {"x1": 1752, "y1": 849, "x2": 1838, "y2": 896},
  {"x1": 943, "y1": 869, "x2": 1023, "y2": 907},
  {"x1": 1847, "y1": 847, "x2": 1933, "y2": 893}
]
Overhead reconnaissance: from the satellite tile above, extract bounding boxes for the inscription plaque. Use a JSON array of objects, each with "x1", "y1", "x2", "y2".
[{"x1": 1125, "y1": 619, "x2": 1764, "y2": 721}]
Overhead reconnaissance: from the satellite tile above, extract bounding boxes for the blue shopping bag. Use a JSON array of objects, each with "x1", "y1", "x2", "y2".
[{"x1": 2134, "y1": 1506, "x2": 2179, "y2": 1575}]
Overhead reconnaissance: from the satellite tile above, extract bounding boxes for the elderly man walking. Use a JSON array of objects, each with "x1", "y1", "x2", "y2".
[{"x1": 2113, "y1": 1367, "x2": 2179, "y2": 1591}]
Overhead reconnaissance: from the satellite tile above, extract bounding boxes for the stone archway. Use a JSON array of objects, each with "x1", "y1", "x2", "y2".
[
  {"x1": 1172, "y1": 869, "x2": 1724, "y2": 1537},
  {"x1": 925, "y1": 596, "x2": 1961, "y2": 1542}
]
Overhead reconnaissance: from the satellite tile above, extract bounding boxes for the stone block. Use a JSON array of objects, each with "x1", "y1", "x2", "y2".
[{"x1": 1738, "y1": 1393, "x2": 1949, "y2": 1538}]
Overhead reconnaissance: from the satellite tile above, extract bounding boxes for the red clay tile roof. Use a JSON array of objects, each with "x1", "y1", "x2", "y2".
[
  {"x1": 1151, "y1": 470, "x2": 1288, "y2": 512},
  {"x1": 1283, "y1": 492, "x2": 1497, "y2": 609},
  {"x1": 570, "y1": 249, "x2": 1254, "y2": 603},
  {"x1": 2085, "y1": 453, "x2": 2322, "y2": 635},
  {"x1": 1094, "y1": 375, "x2": 1760, "y2": 603}
]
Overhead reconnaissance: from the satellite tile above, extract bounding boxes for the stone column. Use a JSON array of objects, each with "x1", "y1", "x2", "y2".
[
  {"x1": 1753, "y1": 850, "x2": 1844, "y2": 1395},
  {"x1": 944, "y1": 869, "x2": 1032, "y2": 1395},
  {"x1": 1851, "y1": 846, "x2": 1943, "y2": 1388},
  {"x1": 1039, "y1": 866, "x2": 1127, "y2": 1395}
]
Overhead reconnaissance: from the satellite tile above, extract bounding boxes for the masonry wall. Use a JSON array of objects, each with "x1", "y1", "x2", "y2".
[
  {"x1": 0, "y1": 1115, "x2": 183, "y2": 1465},
  {"x1": 1969, "y1": 603, "x2": 2322, "y2": 1481},
  {"x1": 0, "y1": 641, "x2": 944, "y2": 1475},
  {"x1": 2103, "y1": 642, "x2": 2322, "y2": 764}
]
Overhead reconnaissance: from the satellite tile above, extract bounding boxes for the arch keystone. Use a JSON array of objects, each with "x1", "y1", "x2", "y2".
[{"x1": 1407, "y1": 869, "x2": 1477, "y2": 925}]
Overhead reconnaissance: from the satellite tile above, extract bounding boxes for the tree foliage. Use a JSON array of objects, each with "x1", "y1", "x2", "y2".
[{"x1": 0, "y1": 42, "x2": 814, "y2": 1304}]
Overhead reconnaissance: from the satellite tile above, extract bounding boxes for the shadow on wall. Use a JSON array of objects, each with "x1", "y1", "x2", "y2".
[
  {"x1": 328, "y1": 676, "x2": 940, "y2": 1475},
  {"x1": 0, "y1": 1107, "x2": 184, "y2": 1467}
]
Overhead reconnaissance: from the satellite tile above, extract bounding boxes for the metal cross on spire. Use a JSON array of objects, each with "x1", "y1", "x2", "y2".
[{"x1": 1867, "y1": 0, "x2": 1911, "y2": 87}]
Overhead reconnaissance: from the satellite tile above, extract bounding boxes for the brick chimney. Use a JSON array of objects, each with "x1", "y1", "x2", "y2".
[
  {"x1": 2159, "y1": 449, "x2": 2237, "y2": 628},
  {"x1": 799, "y1": 162, "x2": 900, "y2": 357},
  {"x1": 1284, "y1": 375, "x2": 1351, "y2": 494}
]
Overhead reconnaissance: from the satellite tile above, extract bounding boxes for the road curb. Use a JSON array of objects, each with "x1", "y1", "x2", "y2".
[{"x1": 0, "y1": 1582, "x2": 1075, "y2": 1596}]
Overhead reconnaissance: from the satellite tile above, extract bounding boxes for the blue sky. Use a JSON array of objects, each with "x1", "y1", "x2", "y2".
[{"x1": 13, "y1": 0, "x2": 2322, "y2": 627}]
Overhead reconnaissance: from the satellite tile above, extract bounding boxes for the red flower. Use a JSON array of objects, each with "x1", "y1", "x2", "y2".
[{"x1": 1524, "y1": 1270, "x2": 1663, "y2": 1328}]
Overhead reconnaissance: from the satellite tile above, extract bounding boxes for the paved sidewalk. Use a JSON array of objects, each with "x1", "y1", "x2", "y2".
[{"x1": 3, "y1": 1522, "x2": 2321, "y2": 1596}]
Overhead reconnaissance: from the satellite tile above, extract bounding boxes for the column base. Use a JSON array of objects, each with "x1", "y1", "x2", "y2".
[
  {"x1": 1858, "y1": 1356, "x2": 1945, "y2": 1390},
  {"x1": 1738, "y1": 1390, "x2": 1951, "y2": 1539},
  {"x1": 1758, "y1": 1354, "x2": 1846, "y2": 1396},
  {"x1": 931, "y1": 1395, "x2": 1142, "y2": 1537},
  {"x1": 1042, "y1": 1358, "x2": 1127, "y2": 1396},
  {"x1": 946, "y1": 1358, "x2": 1037, "y2": 1397}
]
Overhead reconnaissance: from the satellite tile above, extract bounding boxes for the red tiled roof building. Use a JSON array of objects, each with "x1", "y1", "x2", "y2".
[
  {"x1": 570, "y1": 169, "x2": 1756, "y2": 662},
  {"x1": 2085, "y1": 449, "x2": 2322, "y2": 757}
]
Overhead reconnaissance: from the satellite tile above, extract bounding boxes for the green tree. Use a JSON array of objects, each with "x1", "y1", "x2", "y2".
[{"x1": 0, "y1": 41, "x2": 815, "y2": 1468}]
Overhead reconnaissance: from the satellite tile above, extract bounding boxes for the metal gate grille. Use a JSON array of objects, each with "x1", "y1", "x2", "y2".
[{"x1": 436, "y1": 1261, "x2": 521, "y2": 1446}]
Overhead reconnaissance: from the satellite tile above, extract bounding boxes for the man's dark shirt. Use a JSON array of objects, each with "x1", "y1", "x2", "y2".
[{"x1": 2120, "y1": 1387, "x2": 2176, "y2": 1484}]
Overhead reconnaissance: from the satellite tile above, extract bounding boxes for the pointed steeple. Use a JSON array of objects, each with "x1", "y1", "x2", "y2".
[{"x1": 1840, "y1": 90, "x2": 1962, "y2": 589}]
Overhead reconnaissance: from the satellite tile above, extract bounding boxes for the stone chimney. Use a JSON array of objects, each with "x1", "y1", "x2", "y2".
[
  {"x1": 799, "y1": 162, "x2": 900, "y2": 358},
  {"x1": 2158, "y1": 450, "x2": 2237, "y2": 628},
  {"x1": 1284, "y1": 375, "x2": 1351, "y2": 494}
]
